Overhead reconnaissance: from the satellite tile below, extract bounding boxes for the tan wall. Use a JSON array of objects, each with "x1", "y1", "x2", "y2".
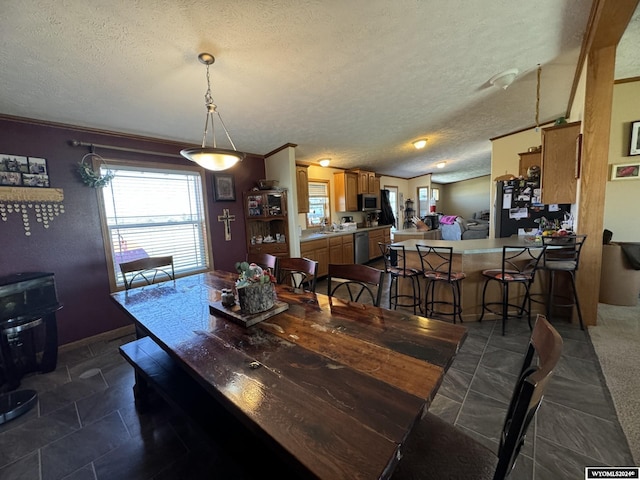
[
  {"x1": 604, "y1": 80, "x2": 640, "y2": 242},
  {"x1": 439, "y1": 175, "x2": 491, "y2": 219}
]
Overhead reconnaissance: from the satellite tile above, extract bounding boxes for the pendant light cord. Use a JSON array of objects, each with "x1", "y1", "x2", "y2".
[{"x1": 535, "y1": 64, "x2": 541, "y2": 130}]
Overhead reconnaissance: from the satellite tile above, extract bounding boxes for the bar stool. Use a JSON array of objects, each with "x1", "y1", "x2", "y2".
[
  {"x1": 416, "y1": 245, "x2": 466, "y2": 323},
  {"x1": 479, "y1": 245, "x2": 546, "y2": 335},
  {"x1": 379, "y1": 243, "x2": 422, "y2": 314},
  {"x1": 541, "y1": 234, "x2": 587, "y2": 330}
]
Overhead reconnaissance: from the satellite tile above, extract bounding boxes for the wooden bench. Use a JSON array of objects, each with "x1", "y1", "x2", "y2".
[{"x1": 118, "y1": 336, "x2": 303, "y2": 477}]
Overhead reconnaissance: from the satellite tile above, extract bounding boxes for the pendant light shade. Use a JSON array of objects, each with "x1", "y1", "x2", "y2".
[{"x1": 180, "y1": 53, "x2": 244, "y2": 170}]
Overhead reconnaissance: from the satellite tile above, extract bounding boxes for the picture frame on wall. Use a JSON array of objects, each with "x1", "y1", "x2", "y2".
[
  {"x1": 630, "y1": 120, "x2": 640, "y2": 156},
  {"x1": 610, "y1": 162, "x2": 640, "y2": 181},
  {"x1": 213, "y1": 174, "x2": 236, "y2": 201}
]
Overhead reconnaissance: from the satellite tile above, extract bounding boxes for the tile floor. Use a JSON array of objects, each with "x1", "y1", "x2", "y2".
[{"x1": 0, "y1": 269, "x2": 634, "y2": 479}]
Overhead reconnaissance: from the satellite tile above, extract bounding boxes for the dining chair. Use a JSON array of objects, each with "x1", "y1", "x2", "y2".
[
  {"x1": 378, "y1": 243, "x2": 422, "y2": 314},
  {"x1": 326, "y1": 263, "x2": 384, "y2": 306},
  {"x1": 246, "y1": 253, "x2": 278, "y2": 273},
  {"x1": 276, "y1": 257, "x2": 318, "y2": 293},
  {"x1": 541, "y1": 234, "x2": 587, "y2": 330},
  {"x1": 416, "y1": 244, "x2": 466, "y2": 323},
  {"x1": 478, "y1": 245, "x2": 546, "y2": 335},
  {"x1": 119, "y1": 256, "x2": 175, "y2": 290},
  {"x1": 393, "y1": 314, "x2": 563, "y2": 480}
]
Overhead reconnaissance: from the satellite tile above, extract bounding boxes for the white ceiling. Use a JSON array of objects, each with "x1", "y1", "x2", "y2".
[{"x1": 0, "y1": 1, "x2": 637, "y2": 183}]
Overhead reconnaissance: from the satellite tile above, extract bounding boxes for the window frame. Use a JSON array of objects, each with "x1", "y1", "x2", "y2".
[
  {"x1": 417, "y1": 186, "x2": 430, "y2": 217},
  {"x1": 95, "y1": 158, "x2": 213, "y2": 292},
  {"x1": 306, "y1": 179, "x2": 331, "y2": 228}
]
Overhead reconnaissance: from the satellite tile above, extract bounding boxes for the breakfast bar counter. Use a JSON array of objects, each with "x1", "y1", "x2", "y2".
[{"x1": 391, "y1": 237, "x2": 548, "y2": 322}]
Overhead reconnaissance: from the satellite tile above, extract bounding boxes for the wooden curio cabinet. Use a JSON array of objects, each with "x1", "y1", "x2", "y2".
[{"x1": 244, "y1": 190, "x2": 290, "y2": 258}]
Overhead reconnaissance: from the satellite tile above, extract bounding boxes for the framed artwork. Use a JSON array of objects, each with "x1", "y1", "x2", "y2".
[
  {"x1": 0, "y1": 154, "x2": 28, "y2": 173},
  {"x1": 630, "y1": 121, "x2": 640, "y2": 156},
  {"x1": 28, "y1": 157, "x2": 48, "y2": 174},
  {"x1": 610, "y1": 162, "x2": 640, "y2": 181},
  {"x1": 213, "y1": 174, "x2": 236, "y2": 201}
]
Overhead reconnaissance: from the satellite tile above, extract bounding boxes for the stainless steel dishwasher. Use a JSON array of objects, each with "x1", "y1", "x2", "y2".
[{"x1": 354, "y1": 231, "x2": 369, "y2": 264}]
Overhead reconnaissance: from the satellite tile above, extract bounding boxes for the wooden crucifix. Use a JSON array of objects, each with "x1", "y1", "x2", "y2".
[{"x1": 217, "y1": 208, "x2": 236, "y2": 241}]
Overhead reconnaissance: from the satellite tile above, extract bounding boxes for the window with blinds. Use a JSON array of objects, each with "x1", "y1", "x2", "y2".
[
  {"x1": 306, "y1": 181, "x2": 330, "y2": 227},
  {"x1": 99, "y1": 163, "x2": 210, "y2": 289}
]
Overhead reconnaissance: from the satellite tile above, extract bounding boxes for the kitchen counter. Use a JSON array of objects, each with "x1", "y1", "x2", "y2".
[{"x1": 300, "y1": 224, "x2": 391, "y2": 243}]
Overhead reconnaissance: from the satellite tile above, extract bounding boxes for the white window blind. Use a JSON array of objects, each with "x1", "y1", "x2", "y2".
[
  {"x1": 307, "y1": 181, "x2": 330, "y2": 226},
  {"x1": 100, "y1": 164, "x2": 210, "y2": 287}
]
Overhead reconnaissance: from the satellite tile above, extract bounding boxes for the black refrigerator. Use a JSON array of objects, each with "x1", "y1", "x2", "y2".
[{"x1": 494, "y1": 179, "x2": 570, "y2": 238}]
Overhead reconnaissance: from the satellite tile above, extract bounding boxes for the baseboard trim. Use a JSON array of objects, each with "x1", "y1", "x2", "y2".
[{"x1": 58, "y1": 324, "x2": 136, "y2": 353}]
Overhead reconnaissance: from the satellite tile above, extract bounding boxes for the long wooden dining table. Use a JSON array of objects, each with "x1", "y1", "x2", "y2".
[{"x1": 111, "y1": 270, "x2": 467, "y2": 479}]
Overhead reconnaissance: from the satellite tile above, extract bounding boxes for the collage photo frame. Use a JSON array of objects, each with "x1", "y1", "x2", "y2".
[{"x1": 0, "y1": 154, "x2": 50, "y2": 187}]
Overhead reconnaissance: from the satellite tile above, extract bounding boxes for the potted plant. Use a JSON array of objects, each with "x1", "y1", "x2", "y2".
[{"x1": 234, "y1": 262, "x2": 277, "y2": 314}]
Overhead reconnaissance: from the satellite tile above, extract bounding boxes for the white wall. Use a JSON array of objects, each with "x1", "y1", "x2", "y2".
[{"x1": 265, "y1": 146, "x2": 300, "y2": 255}]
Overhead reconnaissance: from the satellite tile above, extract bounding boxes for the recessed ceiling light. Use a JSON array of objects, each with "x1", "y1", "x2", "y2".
[
  {"x1": 319, "y1": 158, "x2": 331, "y2": 167},
  {"x1": 413, "y1": 139, "x2": 427, "y2": 149},
  {"x1": 436, "y1": 161, "x2": 446, "y2": 169}
]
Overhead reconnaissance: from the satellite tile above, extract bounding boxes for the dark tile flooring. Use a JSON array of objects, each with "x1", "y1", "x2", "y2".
[{"x1": 0, "y1": 270, "x2": 634, "y2": 479}]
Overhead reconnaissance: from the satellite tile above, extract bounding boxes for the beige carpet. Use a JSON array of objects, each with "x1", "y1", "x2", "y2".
[{"x1": 589, "y1": 302, "x2": 640, "y2": 464}]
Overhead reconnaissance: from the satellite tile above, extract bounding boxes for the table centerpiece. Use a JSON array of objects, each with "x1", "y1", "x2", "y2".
[{"x1": 234, "y1": 261, "x2": 277, "y2": 314}]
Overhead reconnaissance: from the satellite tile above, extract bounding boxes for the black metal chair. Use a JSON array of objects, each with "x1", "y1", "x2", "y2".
[
  {"x1": 326, "y1": 263, "x2": 384, "y2": 306},
  {"x1": 276, "y1": 257, "x2": 318, "y2": 293},
  {"x1": 478, "y1": 245, "x2": 546, "y2": 335},
  {"x1": 541, "y1": 234, "x2": 587, "y2": 330},
  {"x1": 119, "y1": 256, "x2": 175, "y2": 290},
  {"x1": 416, "y1": 244, "x2": 466, "y2": 323},
  {"x1": 393, "y1": 314, "x2": 563, "y2": 480},
  {"x1": 379, "y1": 243, "x2": 422, "y2": 314}
]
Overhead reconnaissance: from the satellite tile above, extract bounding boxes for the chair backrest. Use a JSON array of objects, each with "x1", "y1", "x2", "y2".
[
  {"x1": 542, "y1": 234, "x2": 587, "y2": 270},
  {"x1": 246, "y1": 253, "x2": 278, "y2": 273},
  {"x1": 119, "y1": 255, "x2": 175, "y2": 290},
  {"x1": 379, "y1": 242, "x2": 411, "y2": 274},
  {"x1": 494, "y1": 314, "x2": 563, "y2": 479},
  {"x1": 276, "y1": 257, "x2": 318, "y2": 293},
  {"x1": 327, "y1": 263, "x2": 384, "y2": 306},
  {"x1": 499, "y1": 245, "x2": 547, "y2": 282},
  {"x1": 415, "y1": 244, "x2": 455, "y2": 280}
]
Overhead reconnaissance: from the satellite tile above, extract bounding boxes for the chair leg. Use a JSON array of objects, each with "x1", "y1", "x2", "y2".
[
  {"x1": 569, "y1": 272, "x2": 585, "y2": 330},
  {"x1": 453, "y1": 281, "x2": 463, "y2": 324},
  {"x1": 478, "y1": 279, "x2": 491, "y2": 322},
  {"x1": 547, "y1": 270, "x2": 556, "y2": 320},
  {"x1": 502, "y1": 282, "x2": 509, "y2": 336}
]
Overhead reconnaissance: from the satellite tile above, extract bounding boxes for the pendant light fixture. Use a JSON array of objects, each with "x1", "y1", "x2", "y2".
[{"x1": 180, "y1": 53, "x2": 244, "y2": 170}]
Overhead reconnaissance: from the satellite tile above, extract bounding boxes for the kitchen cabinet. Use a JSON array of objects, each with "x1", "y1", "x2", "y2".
[
  {"x1": 300, "y1": 238, "x2": 329, "y2": 278},
  {"x1": 368, "y1": 227, "x2": 390, "y2": 261},
  {"x1": 296, "y1": 164, "x2": 309, "y2": 213},
  {"x1": 518, "y1": 150, "x2": 541, "y2": 178},
  {"x1": 329, "y1": 234, "x2": 354, "y2": 264},
  {"x1": 540, "y1": 121, "x2": 581, "y2": 204},
  {"x1": 244, "y1": 190, "x2": 289, "y2": 259},
  {"x1": 334, "y1": 171, "x2": 358, "y2": 212},
  {"x1": 352, "y1": 169, "x2": 377, "y2": 194}
]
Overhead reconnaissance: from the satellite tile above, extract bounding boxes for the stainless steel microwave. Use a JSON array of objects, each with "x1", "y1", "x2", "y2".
[{"x1": 357, "y1": 194, "x2": 378, "y2": 211}]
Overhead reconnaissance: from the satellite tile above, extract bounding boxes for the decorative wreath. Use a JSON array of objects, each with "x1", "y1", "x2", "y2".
[{"x1": 77, "y1": 153, "x2": 115, "y2": 188}]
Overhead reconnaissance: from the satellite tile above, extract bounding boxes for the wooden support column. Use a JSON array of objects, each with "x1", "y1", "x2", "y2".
[{"x1": 576, "y1": 0, "x2": 639, "y2": 326}]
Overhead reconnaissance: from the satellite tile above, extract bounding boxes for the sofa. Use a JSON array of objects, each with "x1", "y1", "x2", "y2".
[
  {"x1": 439, "y1": 215, "x2": 489, "y2": 241},
  {"x1": 600, "y1": 243, "x2": 640, "y2": 306}
]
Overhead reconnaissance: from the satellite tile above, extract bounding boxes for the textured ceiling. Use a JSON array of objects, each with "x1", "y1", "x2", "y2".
[{"x1": 0, "y1": 1, "x2": 636, "y2": 183}]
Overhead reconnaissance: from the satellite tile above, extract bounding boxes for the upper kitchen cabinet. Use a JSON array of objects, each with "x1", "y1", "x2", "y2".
[
  {"x1": 518, "y1": 149, "x2": 541, "y2": 178},
  {"x1": 334, "y1": 171, "x2": 358, "y2": 212},
  {"x1": 540, "y1": 122, "x2": 581, "y2": 205},
  {"x1": 352, "y1": 169, "x2": 377, "y2": 194},
  {"x1": 296, "y1": 164, "x2": 309, "y2": 213}
]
